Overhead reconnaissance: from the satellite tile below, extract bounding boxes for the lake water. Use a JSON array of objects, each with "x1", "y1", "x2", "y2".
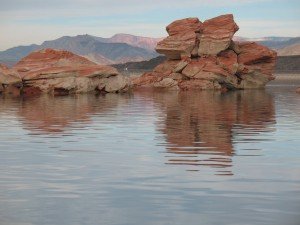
[{"x1": 0, "y1": 85, "x2": 300, "y2": 225}]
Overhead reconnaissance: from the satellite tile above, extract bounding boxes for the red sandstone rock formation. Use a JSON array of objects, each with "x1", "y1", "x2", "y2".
[
  {"x1": 0, "y1": 49, "x2": 129, "y2": 95},
  {"x1": 0, "y1": 64, "x2": 21, "y2": 86},
  {"x1": 198, "y1": 14, "x2": 239, "y2": 55},
  {"x1": 133, "y1": 14, "x2": 277, "y2": 90},
  {"x1": 156, "y1": 18, "x2": 203, "y2": 59},
  {"x1": 0, "y1": 64, "x2": 22, "y2": 95}
]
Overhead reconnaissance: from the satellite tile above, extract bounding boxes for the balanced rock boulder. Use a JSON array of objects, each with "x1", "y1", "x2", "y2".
[
  {"x1": 133, "y1": 14, "x2": 277, "y2": 90},
  {"x1": 156, "y1": 18, "x2": 203, "y2": 59},
  {"x1": 3, "y1": 48, "x2": 129, "y2": 95},
  {"x1": 198, "y1": 14, "x2": 239, "y2": 55}
]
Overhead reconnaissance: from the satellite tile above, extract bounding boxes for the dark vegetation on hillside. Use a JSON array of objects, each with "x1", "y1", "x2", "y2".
[
  {"x1": 113, "y1": 56, "x2": 166, "y2": 71},
  {"x1": 113, "y1": 55, "x2": 300, "y2": 74},
  {"x1": 275, "y1": 55, "x2": 300, "y2": 73}
]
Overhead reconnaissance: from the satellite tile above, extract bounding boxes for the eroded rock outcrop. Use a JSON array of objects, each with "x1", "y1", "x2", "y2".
[
  {"x1": 1, "y1": 49, "x2": 129, "y2": 96},
  {"x1": 0, "y1": 64, "x2": 21, "y2": 84},
  {"x1": 0, "y1": 64, "x2": 22, "y2": 94},
  {"x1": 156, "y1": 18, "x2": 203, "y2": 59},
  {"x1": 133, "y1": 14, "x2": 277, "y2": 90},
  {"x1": 198, "y1": 14, "x2": 239, "y2": 55}
]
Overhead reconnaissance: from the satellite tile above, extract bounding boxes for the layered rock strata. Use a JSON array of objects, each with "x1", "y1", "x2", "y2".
[
  {"x1": 133, "y1": 14, "x2": 277, "y2": 90},
  {"x1": 1, "y1": 49, "x2": 129, "y2": 96}
]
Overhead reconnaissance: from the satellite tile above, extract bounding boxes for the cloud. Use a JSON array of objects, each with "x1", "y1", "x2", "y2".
[
  {"x1": 0, "y1": 0, "x2": 270, "y2": 11},
  {"x1": 236, "y1": 19, "x2": 300, "y2": 37},
  {"x1": 0, "y1": 0, "x2": 275, "y2": 22}
]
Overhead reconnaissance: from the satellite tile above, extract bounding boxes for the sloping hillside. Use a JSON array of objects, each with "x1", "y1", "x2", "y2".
[
  {"x1": 102, "y1": 33, "x2": 162, "y2": 50},
  {"x1": 0, "y1": 44, "x2": 39, "y2": 63},
  {"x1": 275, "y1": 55, "x2": 300, "y2": 73},
  {"x1": 113, "y1": 56, "x2": 166, "y2": 71},
  {"x1": 276, "y1": 43, "x2": 300, "y2": 56},
  {"x1": 258, "y1": 37, "x2": 300, "y2": 50}
]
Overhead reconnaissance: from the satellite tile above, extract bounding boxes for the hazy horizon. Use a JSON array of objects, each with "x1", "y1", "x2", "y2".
[{"x1": 0, "y1": 0, "x2": 300, "y2": 51}]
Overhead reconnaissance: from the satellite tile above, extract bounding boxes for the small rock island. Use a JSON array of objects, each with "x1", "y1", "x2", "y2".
[
  {"x1": 133, "y1": 14, "x2": 277, "y2": 90},
  {"x1": 0, "y1": 49, "x2": 129, "y2": 96}
]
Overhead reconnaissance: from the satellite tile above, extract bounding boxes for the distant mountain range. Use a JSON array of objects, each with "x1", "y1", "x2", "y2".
[
  {"x1": 0, "y1": 34, "x2": 161, "y2": 67},
  {"x1": 0, "y1": 34, "x2": 299, "y2": 67},
  {"x1": 93, "y1": 33, "x2": 162, "y2": 50}
]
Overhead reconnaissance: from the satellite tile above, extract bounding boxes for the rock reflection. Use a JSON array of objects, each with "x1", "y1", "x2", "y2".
[
  {"x1": 0, "y1": 90, "x2": 276, "y2": 175},
  {"x1": 0, "y1": 94, "x2": 131, "y2": 133},
  {"x1": 137, "y1": 90, "x2": 276, "y2": 174}
]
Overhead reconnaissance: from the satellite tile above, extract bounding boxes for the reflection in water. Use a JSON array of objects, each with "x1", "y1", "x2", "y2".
[
  {"x1": 1, "y1": 88, "x2": 300, "y2": 225},
  {"x1": 0, "y1": 90, "x2": 276, "y2": 175},
  {"x1": 135, "y1": 90, "x2": 275, "y2": 174},
  {"x1": 0, "y1": 94, "x2": 131, "y2": 133}
]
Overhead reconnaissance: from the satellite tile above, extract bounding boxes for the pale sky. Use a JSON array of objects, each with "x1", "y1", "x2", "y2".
[{"x1": 0, "y1": 0, "x2": 300, "y2": 51}]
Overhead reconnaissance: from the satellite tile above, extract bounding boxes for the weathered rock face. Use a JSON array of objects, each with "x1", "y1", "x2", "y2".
[
  {"x1": 133, "y1": 14, "x2": 277, "y2": 90},
  {"x1": 0, "y1": 64, "x2": 21, "y2": 85},
  {"x1": 0, "y1": 64, "x2": 22, "y2": 95},
  {"x1": 156, "y1": 18, "x2": 203, "y2": 59},
  {"x1": 198, "y1": 14, "x2": 239, "y2": 55},
  {"x1": 166, "y1": 18, "x2": 203, "y2": 36},
  {"x1": 236, "y1": 42, "x2": 277, "y2": 88},
  {"x1": 1, "y1": 49, "x2": 129, "y2": 96}
]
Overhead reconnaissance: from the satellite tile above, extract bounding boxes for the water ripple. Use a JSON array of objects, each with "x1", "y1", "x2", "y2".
[{"x1": 0, "y1": 87, "x2": 300, "y2": 225}]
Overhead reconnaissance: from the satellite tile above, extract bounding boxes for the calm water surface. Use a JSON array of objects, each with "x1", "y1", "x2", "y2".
[{"x1": 0, "y1": 86, "x2": 299, "y2": 225}]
